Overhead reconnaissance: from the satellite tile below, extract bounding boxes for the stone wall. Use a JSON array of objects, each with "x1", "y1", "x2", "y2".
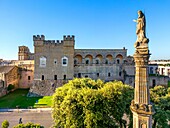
[
  {"x1": 6, "y1": 66, "x2": 19, "y2": 88},
  {"x1": 74, "y1": 64, "x2": 124, "y2": 81},
  {"x1": 28, "y1": 79, "x2": 67, "y2": 96},
  {"x1": 125, "y1": 75, "x2": 169, "y2": 87},
  {"x1": 19, "y1": 70, "x2": 34, "y2": 89},
  {"x1": 148, "y1": 76, "x2": 169, "y2": 87}
]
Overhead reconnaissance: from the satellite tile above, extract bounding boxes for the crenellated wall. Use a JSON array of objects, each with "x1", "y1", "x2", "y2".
[{"x1": 33, "y1": 35, "x2": 75, "y2": 47}]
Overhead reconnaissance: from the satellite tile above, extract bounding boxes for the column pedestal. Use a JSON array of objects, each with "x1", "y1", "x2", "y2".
[{"x1": 131, "y1": 49, "x2": 153, "y2": 128}]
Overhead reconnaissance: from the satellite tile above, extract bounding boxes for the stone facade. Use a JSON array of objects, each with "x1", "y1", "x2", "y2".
[{"x1": 74, "y1": 48, "x2": 127, "y2": 81}]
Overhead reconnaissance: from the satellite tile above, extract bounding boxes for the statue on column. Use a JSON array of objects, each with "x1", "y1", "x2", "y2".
[{"x1": 134, "y1": 10, "x2": 149, "y2": 54}]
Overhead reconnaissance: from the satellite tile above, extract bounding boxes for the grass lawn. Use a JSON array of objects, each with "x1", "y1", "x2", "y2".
[
  {"x1": 34, "y1": 96, "x2": 52, "y2": 108},
  {"x1": 0, "y1": 89, "x2": 52, "y2": 109}
]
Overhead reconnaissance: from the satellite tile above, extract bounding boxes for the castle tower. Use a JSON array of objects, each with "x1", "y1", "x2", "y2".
[
  {"x1": 130, "y1": 11, "x2": 153, "y2": 128},
  {"x1": 29, "y1": 35, "x2": 75, "y2": 96},
  {"x1": 33, "y1": 35, "x2": 75, "y2": 81},
  {"x1": 18, "y1": 46, "x2": 30, "y2": 60}
]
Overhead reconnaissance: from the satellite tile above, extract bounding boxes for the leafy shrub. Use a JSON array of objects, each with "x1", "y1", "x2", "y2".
[
  {"x1": 1, "y1": 120, "x2": 9, "y2": 128},
  {"x1": 13, "y1": 122, "x2": 44, "y2": 128}
]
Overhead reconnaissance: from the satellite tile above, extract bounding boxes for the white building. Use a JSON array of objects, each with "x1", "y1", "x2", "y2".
[{"x1": 149, "y1": 60, "x2": 170, "y2": 77}]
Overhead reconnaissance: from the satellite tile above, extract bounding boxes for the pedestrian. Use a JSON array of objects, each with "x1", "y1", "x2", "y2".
[{"x1": 19, "y1": 118, "x2": 22, "y2": 124}]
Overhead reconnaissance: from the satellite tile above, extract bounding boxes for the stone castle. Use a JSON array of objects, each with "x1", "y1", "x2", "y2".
[{"x1": 28, "y1": 35, "x2": 128, "y2": 96}]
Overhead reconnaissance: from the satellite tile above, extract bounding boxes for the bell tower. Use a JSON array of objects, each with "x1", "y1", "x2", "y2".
[{"x1": 18, "y1": 46, "x2": 30, "y2": 60}]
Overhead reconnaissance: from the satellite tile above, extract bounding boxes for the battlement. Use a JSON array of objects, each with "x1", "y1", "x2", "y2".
[
  {"x1": 33, "y1": 35, "x2": 45, "y2": 41},
  {"x1": 34, "y1": 35, "x2": 75, "y2": 47},
  {"x1": 44, "y1": 40, "x2": 64, "y2": 45},
  {"x1": 63, "y1": 35, "x2": 75, "y2": 41}
]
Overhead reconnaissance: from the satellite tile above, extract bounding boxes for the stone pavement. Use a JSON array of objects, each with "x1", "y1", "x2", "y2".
[{"x1": 0, "y1": 108, "x2": 53, "y2": 128}]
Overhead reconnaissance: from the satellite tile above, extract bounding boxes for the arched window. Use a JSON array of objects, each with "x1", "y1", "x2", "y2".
[
  {"x1": 85, "y1": 60, "x2": 89, "y2": 64},
  {"x1": 74, "y1": 59, "x2": 77, "y2": 65},
  {"x1": 96, "y1": 59, "x2": 99, "y2": 64},
  {"x1": 117, "y1": 59, "x2": 120, "y2": 64},
  {"x1": 105, "y1": 59, "x2": 109, "y2": 64},
  {"x1": 40, "y1": 56, "x2": 46, "y2": 67},
  {"x1": 74, "y1": 54, "x2": 83, "y2": 64},
  {"x1": 106, "y1": 54, "x2": 113, "y2": 64},
  {"x1": 95, "y1": 54, "x2": 103, "y2": 64},
  {"x1": 116, "y1": 54, "x2": 123, "y2": 64},
  {"x1": 85, "y1": 54, "x2": 93, "y2": 65},
  {"x1": 62, "y1": 56, "x2": 68, "y2": 66}
]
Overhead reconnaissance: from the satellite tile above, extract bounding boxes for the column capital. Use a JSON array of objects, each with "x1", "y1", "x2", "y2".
[{"x1": 133, "y1": 53, "x2": 150, "y2": 67}]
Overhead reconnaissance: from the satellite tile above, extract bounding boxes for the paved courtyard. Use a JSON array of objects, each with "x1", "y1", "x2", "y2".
[{"x1": 0, "y1": 110, "x2": 53, "y2": 128}]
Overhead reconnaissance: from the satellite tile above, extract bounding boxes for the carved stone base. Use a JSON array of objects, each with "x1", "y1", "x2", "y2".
[
  {"x1": 135, "y1": 47, "x2": 149, "y2": 55},
  {"x1": 134, "y1": 37, "x2": 149, "y2": 55},
  {"x1": 130, "y1": 101, "x2": 153, "y2": 128},
  {"x1": 130, "y1": 100, "x2": 153, "y2": 115},
  {"x1": 131, "y1": 109, "x2": 152, "y2": 128}
]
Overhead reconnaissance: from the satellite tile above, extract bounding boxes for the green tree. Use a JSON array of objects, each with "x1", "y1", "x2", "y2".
[
  {"x1": 150, "y1": 86, "x2": 170, "y2": 128},
  {"x1": 1, "y1": 120, "x2": 9, "y2": 128},
  {"x1": 52, "y1": 78, "x2": 134, "y2": 128}
]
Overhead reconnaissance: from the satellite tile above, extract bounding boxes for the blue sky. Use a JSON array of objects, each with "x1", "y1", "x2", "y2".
[{"x1": 0, "y1": 0, "x2": 170, "y2": 60}]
